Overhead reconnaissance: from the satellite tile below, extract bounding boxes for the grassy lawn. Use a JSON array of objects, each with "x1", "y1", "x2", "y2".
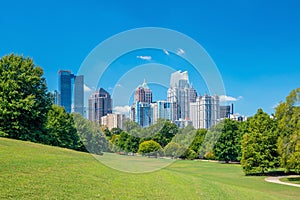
[
  {"x1": 1, "y1": 137, "x2": 300, "y2": 200},
  {"x1": 280, "y1": 177, "x2": 300, "y2": 185}
]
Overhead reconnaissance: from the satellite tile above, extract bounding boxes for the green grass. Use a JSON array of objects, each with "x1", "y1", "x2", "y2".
[
  {"x1": 280, "y1": 177, "x2": 300, "y2": 185},
  {"x1": 1, "y1": 137, "x2": 300, "y2": 200}
]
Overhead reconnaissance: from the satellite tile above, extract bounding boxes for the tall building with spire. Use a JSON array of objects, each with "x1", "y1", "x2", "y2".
[
  {"x1": 134, "y1": 79, "x2": 152, "y2": 103},
  {"x1": 130, "y1": 80, "x2": 153, "y2": 127},
  {"x1": 167, "y1": 71, "x2": 191, "y2": 120}
]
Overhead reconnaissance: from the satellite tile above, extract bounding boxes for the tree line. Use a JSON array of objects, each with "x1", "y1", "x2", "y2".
[{"x1": 0, "y1": 54, "x2": 299, "y2": 175}]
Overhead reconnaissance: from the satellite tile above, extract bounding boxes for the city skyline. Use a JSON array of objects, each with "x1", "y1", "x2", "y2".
[{"x1": 1, "y1": 1, "x2": 299, "y2": 117}]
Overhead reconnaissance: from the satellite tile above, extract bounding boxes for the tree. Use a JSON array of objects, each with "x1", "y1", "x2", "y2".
[
  {"x1": 72, "y1": 113, "x2": 108, "y2": 155},
  {"x1": 189, "y1": 129, "x2": 207, "y2": 154},
  {"x1": 46, "y1": 105, "x2": 80, "y2": 150},
  {"x1": 199, "y1": 123, "x2": 223, "y2": 159},
  {"x1": 138, "y1": 140, "x2": 162, "y2": 157},
  {"x1": 0, "y1": 54, "x2": 52, "y2": 142},
  {"x1": 152, "y1": 121, "x2": 178, "y2": 147},
  {"x1": 125, "y1": 134, "x2": 140, "y2": 155},
  {"x1": 241, "y1": 109, "x2": 279, "y2": 175},
  {"x1": 213, "y1": 119, "x2": 242, "y2": 162},
  {"x1": 164, "y1": 142, "x2": 182, "y2": 158},
  {"x1": 179, "y1": 148, "x2": 198, "y2": 160},
  {"x1": 275, "y1": 88, "x2": 300, "y2": 173},
  {"x1": 117, "y1": 131, "x2": 129, "y2": 152}
]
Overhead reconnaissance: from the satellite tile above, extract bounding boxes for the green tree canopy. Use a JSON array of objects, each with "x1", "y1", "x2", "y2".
[
  {"x1": 241, "y1": 109, "x2": 279, "y2": 175},
  {"x1": 0, "y1": 54, "x2": 52, "y2": 141},
  {"x1": 189, "y1": 128, "x2": 207, "y2": 154},
  {"x1": 46, "y1": 105, "x2": 80, "y2": 150},
  {"x1": 138, "y1": 140, "x2": 162, "y2": 157},
  {"x1": 164, "y1": 142, "x2": 182, "y2": 158},
  {"x1": 275, "y1": 88, "x2": 300, "y2": 173},
  {"x1": 72, "y1": 113, "x2": 108, "y2": 155},
  {"x1": 213, "y1": 119, "x2": 242, "y2": 162}
]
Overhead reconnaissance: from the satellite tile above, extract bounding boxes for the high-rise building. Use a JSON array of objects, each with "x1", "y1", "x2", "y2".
[
  {"x1": 130, "y1": 80, "x2": 153, "y2": 127},
  {"x1": 88, "y1": 88, "x2": 112, "y2": 123},
  {"x1": 190, "y1": 94, "x2": 220, "y2": 129},
  {"x1": 190, "y1": 86, "x2": 197, "y2": 103},
  {"x1": 134, "y1": 79, "x2": 152, "y2": 103},
  {"x1": 73, "y1": 75, "x2": 84, "y2": 115},
  {"x1": 52, "y1": 90, "x2": 60, "y2": 105},
  {"x1": 151, "y1": 100, "x2": 175, "y2": 123},
  {"x1": 130, "y1": 101, "x2": 152, "y2": 127},
  {"x1": 167, "y1": 71, "x2": 191, "y2": 120},
  {"x1": 58, "y1": 70, "x2": 84, "y2": 115},
  {"x1": 58, "y1": 70, "x2": 73, "y2": 113},
  {"x1": 220, "y1": 104, "x2": 233, "y2": 119}
]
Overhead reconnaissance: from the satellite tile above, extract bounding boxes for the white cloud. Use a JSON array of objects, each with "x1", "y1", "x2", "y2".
[
  {"x1": 114, "y1": 105, "x2": 130, "y2": 115},
  {"x1": 136, "y1": 55, "x2": 152, "y2": 61},
  {"x1": 220, "y1": 95, "x2": 243, "y2": 102},
  {"x1": 176, "y1": 48, "x2": 185, "y2": 55},
  {"x1": 84, "y1": 84, "x2": 91, "y2": 92},
  {"x1": 163, "y1": 49, "x2": 170, "y2": 55}
]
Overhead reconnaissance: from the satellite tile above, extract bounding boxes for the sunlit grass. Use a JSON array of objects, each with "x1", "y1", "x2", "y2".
[{"x1": 1, "y1": 137, "x2": 300, "y2": 199}]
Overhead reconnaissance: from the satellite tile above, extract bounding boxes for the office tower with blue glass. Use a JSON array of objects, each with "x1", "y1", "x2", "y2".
[{"x1": 58, "y1": 70, "x2": 84, "y2": 115}]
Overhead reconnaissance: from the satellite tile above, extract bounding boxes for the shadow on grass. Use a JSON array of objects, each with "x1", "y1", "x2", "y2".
[
  {"x1": 286, "y1": 177, "x2": 300, "y2": 182},
  {"x1": 246, "y1": 170, "x2": 299, "y2": 176}
]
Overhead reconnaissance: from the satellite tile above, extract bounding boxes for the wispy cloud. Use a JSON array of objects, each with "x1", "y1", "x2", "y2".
[
  {"x1": 220, "y1": 95, "x2": 243, "y2": 102},
  {"x1": 136, "y1": 55, "x2": 152, "y2": 61},
  {"x1": 114, "y1": 105, "x2": 130, "y2": 115},
  {"x1": 163, "y1": 49, "x2": 170, "y2": 55},
  {"x1": 176, "y1": 48, "x2": 185, "y2": 55},
  {"x1": 115, "y1": 83, "x2": 123, "y2": 88},
  {"x1": 84, "y1": 84, "x2": 91, "y2": 92}
]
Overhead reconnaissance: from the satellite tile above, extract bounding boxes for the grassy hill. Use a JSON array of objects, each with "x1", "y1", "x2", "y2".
[{"x1": 1, "y1": 137, "x2": 300, "y2": 200}]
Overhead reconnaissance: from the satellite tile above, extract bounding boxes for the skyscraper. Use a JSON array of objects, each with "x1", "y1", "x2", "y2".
[
  {"x1": 130, "y1": 80, "x2": 153, "y2": 127},
  {"x1": 134, "y1": 79, "x2": 152, "y2": 103},
  {"x1": 58, "y1": 70, "x2": 73, "y2": 113},
  {"x1": 190, "y1": 94, "x2": 220, "y2": 129},
  {"x1": 151, "y1": 100, "x2": 175, "y2": 123},
  {"x1": 58, "y1": 70, "x2": 84, "y2": 115},
  {"x1": 74, "y1": 75, "x2": 84, "y2": 115},
  {"x1": 190, "y1": 86, "x2": 197, "y2": 103},
  {"x1": 88, "y1": 88, "x2": 112, "y2": 123},
  {"x1": 131, "y1": 101, "x2": 152, "y2": 127},
  {"x1": 167, "y1": 70, "x2": 191, "y2": 120}
]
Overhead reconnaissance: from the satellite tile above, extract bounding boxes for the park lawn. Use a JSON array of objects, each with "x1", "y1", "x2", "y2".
[
  {"x1": 280, "y1": 177, "x2": 300, "y2": 185},
  {"x1": 1, "y1": 137, "x2": 300, "y2": 200}
]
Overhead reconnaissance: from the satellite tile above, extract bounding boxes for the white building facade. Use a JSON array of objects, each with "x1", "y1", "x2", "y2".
[{"x1": 190, "y1": 94, "x2": 220, "y2": 129}]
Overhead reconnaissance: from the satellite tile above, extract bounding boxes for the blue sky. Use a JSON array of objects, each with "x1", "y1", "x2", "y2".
[{"x1": 0, "y1": 0, "x2": 299, "y2": 116}]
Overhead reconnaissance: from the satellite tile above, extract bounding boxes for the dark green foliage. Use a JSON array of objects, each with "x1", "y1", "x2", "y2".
[
  {"x1": 117, "y1": 131, "x2": 129, "y2": 152},
  {"x1": 0, "y1": 54, "x2": 52, "y2": 142},
  {"x1": 46, "y1": 105, "x2": 80, "y2": 150},
  {"x1": 152, "y1": 120, "x2": 178, "y2": 147},
  {"x1": 275, "y1": 88, "x2": 300, "y2": 173},
  {"x1": 72, "y1": 113, "x2": 108, "y2": 155},
  {"x1": 189, "y1": 128, "x2": 207, "y2": 154},
  {"x1": 124, "y1": 134, "x2": 140, "y2": 154},
  {"x1": 213, "y1": 119, "x2": 242, "y2": 162},
  {"x1": 241, "y1": 109, "x2": 279, "y2": 175}
]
